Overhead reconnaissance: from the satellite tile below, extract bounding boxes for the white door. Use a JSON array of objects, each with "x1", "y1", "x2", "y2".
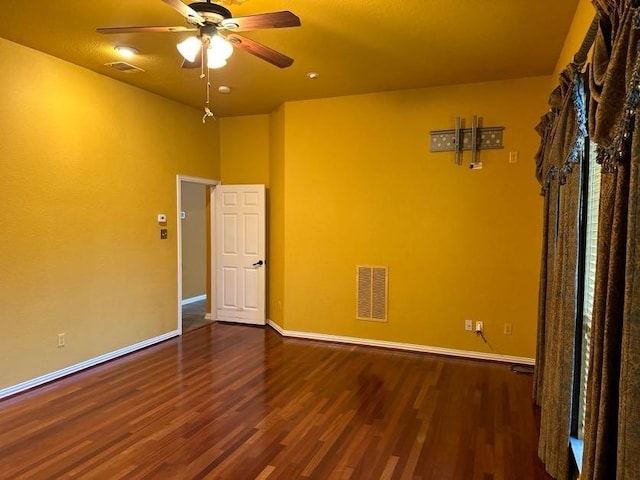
[{"x1": 215, "y1": 184, "x2": 266, "y2": 325}]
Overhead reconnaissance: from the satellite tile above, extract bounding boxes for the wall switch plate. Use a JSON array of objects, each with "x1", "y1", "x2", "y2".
[
  {"x1": 504, "y1": 323, "x2": 513, "y2": 335},
  {"x1": 57, "y1": 333, "x2": 65, "y2": 348},
  {"x1": 465, "y1": 319, "x2": 473, "y2": 331},
  {"x1": 160, "y1": 229, "x2": 168, "y2": 240},
  {"x1": 475, "y1": 321, "x2": 483, "y2": 333},
  {"x1": 509, "y1": 151, "x2": 519, "y2": 163}
]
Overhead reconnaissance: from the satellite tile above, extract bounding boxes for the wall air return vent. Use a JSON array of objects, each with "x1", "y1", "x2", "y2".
[
  {"x1": 104, "y1": 62, "x2": 145, "y2": 74},
  {"x1": 356, "y1": 266, "x2": 388, "y2": 322}
]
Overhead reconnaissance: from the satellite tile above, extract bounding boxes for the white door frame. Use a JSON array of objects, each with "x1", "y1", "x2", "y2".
[{"x1": 176, "y1": 175, "x2": 220, "y2": 334}]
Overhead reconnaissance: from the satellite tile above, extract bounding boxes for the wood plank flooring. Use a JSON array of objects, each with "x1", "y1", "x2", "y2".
[{"x1": 0, "y1": 323, "x2": 551, "y2": 479}]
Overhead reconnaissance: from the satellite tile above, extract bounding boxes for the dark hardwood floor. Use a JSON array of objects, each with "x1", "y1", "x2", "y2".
[{"x1": 0, "y1": 323, "x2": 551, "y2": 479}]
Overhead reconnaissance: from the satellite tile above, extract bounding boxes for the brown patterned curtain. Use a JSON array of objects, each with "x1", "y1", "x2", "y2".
[
  {"x1": 533, "y1": 65, "x2": 587, "y2": 480},
  {"x1": 582, "y1": 1, "x2": 640, "y2": 478}
]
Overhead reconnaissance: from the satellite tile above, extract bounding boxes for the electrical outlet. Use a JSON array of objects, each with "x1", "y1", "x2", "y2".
[
  {"x1": 57, "y1": 333, "x2": 65, "y2": 348},
  {"x1": 465, "y1": 319, "x2": 473, "y2": 331},
  {"x1": 160, "y1": 228, "x2": 168, "y2": 240},
  {"x1": 475, "y1": 321, "x2": 483, "y2": 333},
  {"x1": 504, "y1": 323, "x2": 512, "y2": 335}
]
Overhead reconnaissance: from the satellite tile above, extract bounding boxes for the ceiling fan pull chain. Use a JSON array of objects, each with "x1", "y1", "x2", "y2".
[
  {"x1": 202, "y1": 107, "x2": 215, "y2": 123},
  {"x1": 206, "y1": 55, "x2": 211, "y2": 106},
  {"x1": 199, "y1": 43, "x2": 206, "y2": 79},
  {"x1": 202, "y1": 56, "x2": 216, "y2": 123}
]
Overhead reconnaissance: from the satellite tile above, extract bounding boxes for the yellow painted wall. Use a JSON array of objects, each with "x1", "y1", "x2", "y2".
[
  {"x1": 219, "y1": 115, "x2": 270, "y2": 185},
  {"x1": 276, "y1": 77, "x2": 549, "y2": 359},
  {"x1": 0, "y1": 38, "x2": 219, "y2": 389},
  {"x1": 268, "y1": 106, "x2": 286, "y2": 326},
  {"x1": 214, "y1": 2, "x2": 592, "y2": 361}
]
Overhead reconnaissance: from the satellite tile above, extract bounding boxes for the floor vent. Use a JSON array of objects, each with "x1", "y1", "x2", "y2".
[
  {"x1": 104, "y1": 62, "x2": 145, "y2": 74},
  {"x1": 356, "y1": 266, "x2": 388, "y2": 322}
]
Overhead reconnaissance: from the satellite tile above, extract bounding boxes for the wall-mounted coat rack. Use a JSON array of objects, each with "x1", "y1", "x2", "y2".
[{"x1": 430, "y1": 115, "x2": 504, "y2": 169}]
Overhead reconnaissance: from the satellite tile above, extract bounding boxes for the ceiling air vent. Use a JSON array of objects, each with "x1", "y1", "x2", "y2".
[
  {"x1": 104, "y1": 62, "x2": 145, "y2": 74},
  {"x1": 356, "y1": 266, "x2": 388, "y2": 322}
]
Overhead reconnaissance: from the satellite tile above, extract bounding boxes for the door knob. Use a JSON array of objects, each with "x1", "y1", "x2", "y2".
[{"x1": 252, "y1": 260, "x2": 264, "y2": 267}]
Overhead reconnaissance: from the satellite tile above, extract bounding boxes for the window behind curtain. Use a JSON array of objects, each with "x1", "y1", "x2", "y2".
[{"x1": 577, "y1": 141, "x2": 600, "y2": 439}]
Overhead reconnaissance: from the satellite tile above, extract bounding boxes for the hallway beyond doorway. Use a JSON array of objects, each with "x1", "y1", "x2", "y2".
[{"x1": 182, "y1": 300, "x2": 211, "y2": 333}]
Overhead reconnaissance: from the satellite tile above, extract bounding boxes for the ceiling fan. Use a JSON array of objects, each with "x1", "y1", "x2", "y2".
[{"x1": 97, "y1": 0, "x2": 301, "y2": 69}]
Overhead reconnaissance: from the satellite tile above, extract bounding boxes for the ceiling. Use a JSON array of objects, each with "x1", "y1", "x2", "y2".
[{"x1": 0, "y1": 0, "x2": 579, "y2": 117}]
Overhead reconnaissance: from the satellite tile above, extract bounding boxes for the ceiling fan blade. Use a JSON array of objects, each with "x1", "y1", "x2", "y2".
[
  {"x1": 162, "y1": 0, "x2": 206, "y2": 26},
  {"x1": 221, "y1": 11, "x2": 300, "y2": 32},
  {"x1": 97, "y1": 25, "x2": 197, "y2": 34},
  {"x1": 226, "y1": 34, "x2": 294, "y2": 68}
]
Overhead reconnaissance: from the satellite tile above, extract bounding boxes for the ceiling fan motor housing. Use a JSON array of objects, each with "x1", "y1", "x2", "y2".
[{"x1": 188, "y1": 2, "x2": 232, "y2": 23}]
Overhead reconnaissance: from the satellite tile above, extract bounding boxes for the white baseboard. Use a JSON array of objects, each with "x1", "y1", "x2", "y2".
[
  {"x1": 1, "y1": 322, "x2": 534, "y2": 401},
  {"x1": 204, "y1": 313, "x2": 214, "y2": 321},
  {"x1": 181, "y1": 294, "x2": 207, "y2": 306},
  {"x1": 267, "y1": 321, "x2": 535, "y2": 366},
  {"x1": 0, "y1": 330, "x2": 179, "y2": 400}
]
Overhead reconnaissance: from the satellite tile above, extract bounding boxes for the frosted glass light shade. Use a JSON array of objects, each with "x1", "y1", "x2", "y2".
[
  {"x1": 207, "y1": 53, "x2": 227, "y2": 69},
  {"x1": 177, "y1": 36, "x2": 201, "y2": 62},
  {"x1": 209, "y1": 35, "x2": 233, "y2": 60}
]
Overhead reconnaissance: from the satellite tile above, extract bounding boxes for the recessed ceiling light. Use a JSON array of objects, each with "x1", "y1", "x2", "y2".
[
  {"x1": 218, "y1": 85, "x2": 231, "y2": 94},
  {"x1": 114, "y1": 46, "x2": 139, "y2": 58},
  {"x1": 307, "y1": 72, "x2": 320, "y2": 79}
]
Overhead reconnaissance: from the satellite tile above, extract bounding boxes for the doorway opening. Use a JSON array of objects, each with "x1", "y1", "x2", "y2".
[{"x1": 177, "y1": 175, "x2": 219, "y2": 334}]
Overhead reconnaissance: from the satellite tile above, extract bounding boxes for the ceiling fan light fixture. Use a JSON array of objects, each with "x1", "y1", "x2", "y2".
[
  {"x1": 209, "y1": 35, "x2": 234, "y2": 61},
  {"x1": 177, "y1": 36, "x2": 202, "y2": 62},
  {"x1": 207, "y1": 55, "x2": 227, "y2": 69}
]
